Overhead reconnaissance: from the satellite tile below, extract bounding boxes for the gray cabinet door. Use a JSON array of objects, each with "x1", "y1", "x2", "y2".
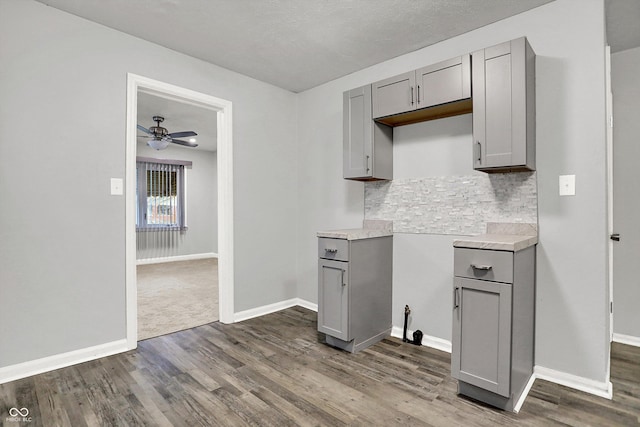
[
  {"x1": 452, "y1": 277, "x2": 512, "y2": 397},
  {"x1": 372, "y1": 71, "x2": 416, "y2": 118},
  {"x1": 318, "y1": 259, "x2": 349, "y2": 341},
  {"x1": 343, "y1": 86, "x2": 373, "y2": 179},
  {"x1": 473, "y1": 38, "x2": 535, "y2": 171},
  {"x1": 417, "y1": 55, "x2": 471, "y2": 109}
]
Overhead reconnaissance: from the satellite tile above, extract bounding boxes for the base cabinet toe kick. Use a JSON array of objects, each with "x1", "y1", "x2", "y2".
[
  {"x1": 451, "y1": 244, "x2": 536, "y2": 412},
  {"x1": 317, "y1": 235, "x2": 392, "y2": 353}
]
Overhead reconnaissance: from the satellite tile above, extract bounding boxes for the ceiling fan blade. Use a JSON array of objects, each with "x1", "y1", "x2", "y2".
[
  {"x1": 170, "y1": 139, "x2": 198, "y2": 148},
  {"x1": 137, "y1": 124, "x2": 152, "y2": 134},
  {"x1": 167, "y1": 131, "x2": 197, "y2": 139}
]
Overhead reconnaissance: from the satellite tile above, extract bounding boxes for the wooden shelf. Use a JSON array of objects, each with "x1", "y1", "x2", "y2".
[{"x1": 374, "y1": 98, "x2": 472, "y2": 127}]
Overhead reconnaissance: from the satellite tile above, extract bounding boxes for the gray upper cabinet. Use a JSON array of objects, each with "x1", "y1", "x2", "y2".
[
  {"x1": 473, "y1": 37, "x2": 536, "y2": 172},
  {"x1": 343, "y1": 85, "x2": 393, "y2": 181},
  {"x1": 372, "y1": 55, "x2": 472, "y2": 127},
  {"x1": 417, "y1": 55, "x2": 471, "y2": 109},
  {"x1": 372, "y1": 71, "x2": 416, "y2": 119}
]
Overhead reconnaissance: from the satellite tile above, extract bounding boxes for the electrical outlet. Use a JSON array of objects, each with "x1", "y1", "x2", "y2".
[{"x1": 559, "y1": 175, "x2": 575, "y2": 196}]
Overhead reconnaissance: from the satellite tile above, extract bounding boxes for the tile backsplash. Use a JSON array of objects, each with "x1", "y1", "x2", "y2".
[{"x1": 364, "y1": 172, "x2": 537, "y2": 236}]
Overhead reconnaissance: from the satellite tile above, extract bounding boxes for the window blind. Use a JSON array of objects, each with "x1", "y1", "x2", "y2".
[{"x1": 136, "y1": 160, "x2": 186, "y2": 231}]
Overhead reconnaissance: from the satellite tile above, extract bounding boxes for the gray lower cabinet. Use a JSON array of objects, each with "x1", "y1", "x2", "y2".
[
  {"x1": 451, "y1": 245, "x2": 536, "y2": 412},
  {"x1": 343, "y1": 85, "x2": 393, "y2": 181},
  {"x1": 318, "y1": 236, "x2": 392, "y2": 353},
  {"x1": 473, "y1": 37, "x2": 536, "y2": 172}
]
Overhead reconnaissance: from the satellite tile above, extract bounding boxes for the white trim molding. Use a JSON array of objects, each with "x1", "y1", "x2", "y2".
[
  {"x1": 390, "y1": 327, "x2": 453, "y2": 353},
  {"x1": 234, "y1": 299, "x2": 317, "y2": 323},
  {"x1": 613, "y1": 333, "x2": 640, "y2": 347},
  {"x1": 136, "y1": 252, "x2": 218, "y2": 265},
  {"x1": 534, "y1": 366, "x2": 613, "y2": 400},
  {"x1": 0, "y1": 340, "x2": 128, "y2": 385},
  {"x1": 513, "y1": 374, "x2": 536, "y2": 413},
  {"x1": 126, "y1": 73, "x2": 234, "y2": 351}
]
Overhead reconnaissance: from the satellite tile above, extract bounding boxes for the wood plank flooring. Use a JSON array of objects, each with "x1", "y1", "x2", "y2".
[{"x1": 1, "y1": 307, "x2": 638, "y2": 426}]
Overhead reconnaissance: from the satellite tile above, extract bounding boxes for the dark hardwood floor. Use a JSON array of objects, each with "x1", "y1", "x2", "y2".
[{"x1": 1, "y1": 307, "x2": 638, "y2": 426}]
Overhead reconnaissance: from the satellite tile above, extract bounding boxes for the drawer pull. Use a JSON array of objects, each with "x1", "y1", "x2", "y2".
[
  {"x1": 471, "y1": 264, "x2": 492, "y2": 271},
  {"x1": 325, "y1": 248, "x2": 338, "y2": 253}
]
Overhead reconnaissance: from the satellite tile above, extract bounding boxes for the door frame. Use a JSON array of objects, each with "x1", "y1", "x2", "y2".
[
  {"x1": 125, "y1": 74, "x2": 235, "y2": 350},
  {"x1": 605, "y1": 45, "x2": 613, "y2": 381}
]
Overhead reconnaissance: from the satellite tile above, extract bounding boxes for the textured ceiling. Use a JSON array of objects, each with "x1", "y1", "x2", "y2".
[
  {"x1": 137, "y1": 92, "x2": 218, "y2": 152},
  {"x1": 36, "y1": 0, "x2": 555, "y2": 92}
]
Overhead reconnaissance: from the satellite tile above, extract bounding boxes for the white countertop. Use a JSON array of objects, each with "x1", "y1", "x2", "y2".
[
  {"x1": 317, "y1": 219, "x2": 393, "y2": 241},
  {"x1": 317, "y1": 228, "x2": 393, "y2": 241},
  {"x1": 453, "y1": 233, "x2": 538, "y2": 252},
  {"x1": 453, "y1": 222, "x2": 538, "y2": 251}
]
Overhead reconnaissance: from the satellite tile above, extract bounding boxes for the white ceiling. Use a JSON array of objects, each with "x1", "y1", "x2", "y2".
[
  {"x1": 137, "y1": 91, "x2": 218, "y2": 152},
  {"x1": 36, "y1": 0, "x2": 558, "y2": 93},
  {"x1": 605, "y1": 0, "x2": 640, "y2": 54}
]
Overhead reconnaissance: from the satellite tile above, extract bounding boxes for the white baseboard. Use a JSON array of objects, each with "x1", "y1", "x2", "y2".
[
  {"x1": 136, "y1": 252, "x2": 218, "y2": 265},
  {"x1": 533, "y1": 366, "x2": 613, "y2": 400},
  {"x1": 390, "y1": 326, "x2": 452, "y2": 353},
  {"x1": 513, "y1": 374, "x2": 536, "y2": 413},
  {"x1": 234, "y1": 298, "x2": 316, "y2": 322},
  {"x1": 296, "y1": 299, "x2": 318, "y2": 312},
  {"x1": 613, "y1": 333, "x2": 640, "y2": 347},
  {"x1": 0, "y1": 339, "x2": 129, "y2": 385}
]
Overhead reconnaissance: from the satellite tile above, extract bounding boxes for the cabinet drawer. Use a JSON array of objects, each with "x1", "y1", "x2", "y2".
[
  {"x1": 454, "y1": 248, "x2": 513, "y2": 283},
  {"x1": 318, "y1": 238, "x2": 349, "y2": 261}
]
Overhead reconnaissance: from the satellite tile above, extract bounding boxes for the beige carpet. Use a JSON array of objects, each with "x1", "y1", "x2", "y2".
[{"x1": 137, "y1": 258, "x2": 218, "y2": 341}]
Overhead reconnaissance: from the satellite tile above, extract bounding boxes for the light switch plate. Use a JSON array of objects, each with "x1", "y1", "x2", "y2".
[
  {"x1": 559, "y1": 175, "x2": 575, "y2": 196},
  {"x1": 110, "y1": 178, "x2": 123, "y2": 196}
]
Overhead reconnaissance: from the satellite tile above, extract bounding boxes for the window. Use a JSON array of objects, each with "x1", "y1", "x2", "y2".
[{"x1": 136, "y1": 158, "x2": 191, "y2": 231}]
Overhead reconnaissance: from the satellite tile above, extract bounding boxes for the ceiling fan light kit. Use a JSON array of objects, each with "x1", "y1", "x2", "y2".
[
  {"x1": 137, "y1": 115, "x2": 198, "y2": 150},
  {"x1": 147, "y1": 137, "x2": 170, "y2": 150}
]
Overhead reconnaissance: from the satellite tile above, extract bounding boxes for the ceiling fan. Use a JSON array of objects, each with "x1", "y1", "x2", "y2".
[{"x1": 137, "y1": 116, "x2": 198, "y2": 150}]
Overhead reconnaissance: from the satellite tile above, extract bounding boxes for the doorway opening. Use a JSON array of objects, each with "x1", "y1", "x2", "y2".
[{"x1": 125, "y1": 74, "x2": 234, "y2": 350}]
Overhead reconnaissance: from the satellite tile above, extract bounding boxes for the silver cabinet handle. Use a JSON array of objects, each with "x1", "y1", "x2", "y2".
[
  {"x1": 325, "y1": 248, "x2": 338, "y2": 253},
  {"x1": 454, "y1": 287, "x2": 460, "y2": 309},
  {"x1": 417, "y1": 85, "x2": 421, "y2": 104},
  {"x1": 476, "y1": 141, "x2": 482, "y2": 163},
  {"x1": 410, "y1": 86, "x2": 414, "y2": 105},
  {"x1": 341, "y1": 269, "x2": 346, "y2": 287},
  {"x1": 366, "y1": 154, "x2": 370, "y2": 173},
  {"x1": 471, "y1": 264, "x2": 492, "y2": 271}
]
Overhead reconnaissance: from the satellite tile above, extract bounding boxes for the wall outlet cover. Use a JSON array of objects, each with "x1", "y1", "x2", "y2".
[
  {"x1": 110, "y1": 178, "x2": 123, "y2": 196},
  {"x1": 559, "y1": 175, "x2": 575, "y2": 196}
]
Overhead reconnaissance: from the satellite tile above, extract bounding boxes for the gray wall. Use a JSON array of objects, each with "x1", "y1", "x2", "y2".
[
  {"x1": 611, "y1": 46, "x2": 640, "y2": 339},
  {"x1": 0, "y1": 0, "x2": 298, "y2": 368},
  {"x1": 373, "y1": 115, "x2": 537, "y2": 342},
  {"x1": 136, "y1": 143, "x2": 218, "y2": 259},
  {"x1": 297, "y1": 0, "x2": 610, "y2": 383}
]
